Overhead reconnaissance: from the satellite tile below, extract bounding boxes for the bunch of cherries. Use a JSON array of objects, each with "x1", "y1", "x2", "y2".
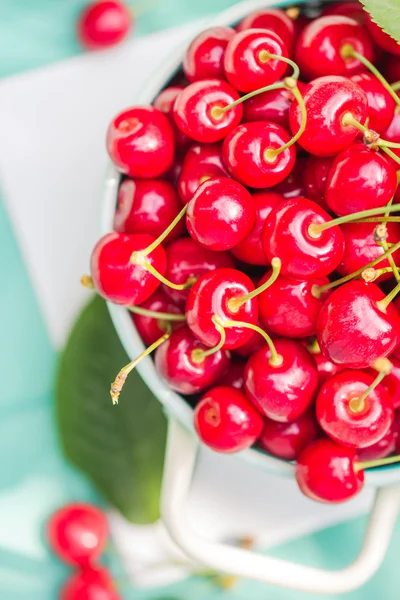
[
  {"x1": 48, "y1": 503, "x2": 120, "y2": 599},
  {"x1": 85, "y1": 0, "x2": 400, "y2": 504}
]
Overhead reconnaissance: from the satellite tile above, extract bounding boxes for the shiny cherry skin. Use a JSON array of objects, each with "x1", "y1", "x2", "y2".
[
  {"x1": 224, "y1": 29, "x2": 289, "y2": 93},
  {"x1": 271, "y1": 155, "x2": 307, "y2": 199},
  {"x1": 357, "y1": 415, "x2": 399, "y2": 461},
  {"x1": 60, "y1": 566, "x2": 120, "y2": 600},
  {"x1": 194, "y1": 386, "x2": 263, "y2": 453},
  {"x1": 380, "y1": 108, "x2": 400, "y2": 168},
  {"x1": 321, "y1": 1, "x2": 366, "y2": 24},
  {"x1": 153, "y1": 86, "x2": 191, "y2": 151},
  {"x1": 90, "y1": 233, "x2": 166, "y2": 306},
  {"x1": 289, "y1": 76, "x2": 368, "y2": 156},
  {"x1": 369, "y1": 356, "x2": 400, "y2": 410},
  {"x1": 131, "y1": 289, "x2": 182, "y2": 346},
  {"x1": 233, "y1": 325, "x2": 266, "y2": 358},
  {"x1": 258, "y1": 273, "x2": 331, "y2": 338},
  {"x1": 244, "y1": 339, "x2": 319, "y2": 422},
  {"x1": 106, "y1": 106, "x2": 174, "y2": 178},
  {"x1": 243, "y1": 85, "x2": 301, "y2": 130},
  {"x1": 173, "y1": 79, "x2": 242, "y2": 143},
  {"x1": 236, "y1": 8, "x2": 296, "y2": 50},
  {"x1": 262, "y1": 197, "x2": 344, "y2": 279},
  {"x1": 231, "y1": 192, "x2": 283, "y2": 266},
  {"x1": 311, "y1": 351, "x2": 345, "y2": 384},
  {"x1": 219, "y1": 358, "x2": 246, "y2": 389},
  {"x1": 365, "y1": 12, "x2": 400, "y2": 56},
  {"x1": 316, "y1": 280, "x2": 400, "y2": 368},
  {"x1": 325, "y1": 144, "x2": 397, "y2": 216},
  {"x1": 302, "y1": 155, "x2": 333, "y2": 211},
  {"x1": 113, "y1": 178, "x2": 185, "y2": 242},
  {"x1": 259, "y1": 410, "x2": 320, "y2": 460},
  {"x1": 162, "y1": 236, "x2": 234, "y2": 307},
  {"x1": 316, "y1": 369, "x2": 394, "y2": 448},
  {"x1": 47, "y1": 503, "x2": 108, "y2": 566},
  {"x1": 77, "y1": 0, "x2": 132, "y2": 50},
  {"x1": 296, "y1": 438, "x2": 364, "y2": 503},
  {"x1": 223, "y1": 121, "x2": 296, "y2": 188},
  {"x1": 350, "y1": 73, "x2": 396, "y2": 133},
  {"x1": 177, "y1": 143, "x2": 229, "y2": 204},
  {"x1": 154, "y1": 325, "x2": 229, "y2": 395},
  {"x1": 337, "y1": 221, "x2": 400, "y2": 280},
  {"x1": 183, "y1": 27, "x2": 235, "y2": 82},
  {"x1": 384, "y1": 53, "x2": 400, "y2": 83},
  {"x1": 186, "y1": 177, "x2": 256, "y2": 250},
  {"x1": 186, "y1": 268, "x2": 258, "y2": 349}
]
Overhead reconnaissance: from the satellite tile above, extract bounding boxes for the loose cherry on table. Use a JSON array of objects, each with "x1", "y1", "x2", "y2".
[
  {"x1": 236, "y1": 8, "x2": 297, "y2": 50},
  {"x1": 107, "y1": 106, "x2": 175, "y2": 178},
  {"x1": 186, "y1": 177, "x2": 256, "y2": 250},
  {"x1": 302, "y1": 155, "x2": 333, "y2": 210},
  {"x1": 316, "y1": 280, "x2": 400, "y2": 368},
  {"x1": 183, "y1": 26, "x2": 235, "y2": 82},
  {"x1": 60, "y1": 566, "x2": 120, "y2": 600},
  {"x1": 130, "y1": 289, "x2": 183, "y2": 346},
  {"x1": 223, "y1": 28, "x2": 289, "y2": 93},
  {"x1": 365, "y1": 12, "x2": 400, "y2": 56},
  {"x1": 153, "y1": 86, "x2": 191, "y2": 151},
  {"x1": 244, "y1": 338, "x2": 319, "y2": 422},
  {"x1": 172, "y1": 78, "x2": 242, "y2": 143},
  {"x1": 47, "y1": 503, "x2": 108, "y2": 566},
  {"x1": 259, "y1": 409, "x2": 320, "y2": 461},
  {"x1": 154, "y1": 325, "x2": 230, "y2": 395},
  {"x1": 289, "y1": 75, "x2": 368, "y2": 156},
  {"x1": 194, "y1": 385, "x2": 264, "y2": 453},
  {"x1": 325, "y1": 144, "x2": 398, "y2": 216},
  {"x1": 113, "y1": 178, "x2": 186, "y2": 242},
  {"x1": 76, "y1": 0, "x2": 132, "y2": 50},
  {"x1": 294, "y1": 15, "x2": 374, "y2": 80},
  {"x1": 177, "y1": 142, "x2": 230, "y2": 204},
  {"x1": 262, "y1": 197, "x2": 344, "y2": 279},
  {"x1": 350, "y1": 73, "x2": 397, "y2": 133},
  {"x1": 316, "y1": 368, "x2": 394, "y2": 448}
]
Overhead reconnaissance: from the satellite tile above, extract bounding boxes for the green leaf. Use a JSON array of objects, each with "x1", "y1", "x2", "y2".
[
  {"x1": 360, "y1": 0, "x2": 400, "y2": 45},
  {"x1": 56, "y1": 296, "x2": 167, "y2": 524}
]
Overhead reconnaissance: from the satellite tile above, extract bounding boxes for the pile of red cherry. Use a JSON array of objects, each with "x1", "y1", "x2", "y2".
[
  {"x1": 86, "y1": 0, "x2": 400, "y2": 505},
  {"x1": 48, "y1": 503, "x2": 120, "y2": 599}
]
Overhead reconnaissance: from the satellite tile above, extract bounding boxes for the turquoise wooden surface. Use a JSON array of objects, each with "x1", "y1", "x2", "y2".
[{"x1": 1, "y1": 1, "x2": 400, "y2": 598}]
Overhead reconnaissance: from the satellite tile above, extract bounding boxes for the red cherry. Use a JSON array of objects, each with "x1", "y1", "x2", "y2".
[
  {"x1": 316, "y1": 280, "x2": 400, "y2": 368},
  {"x1": 296, "y1": 438, "x2": 364, "y2": 503},
  {"x1": 186, "y1": 177, "x2": 256, "y2": 250},
  {"x1": 154, "y1": 325, "x2": 229, "y2": 395},
  {"x1": 165, "y1": 153, "x2": 185, "y2": 186},
  {"x1": 173, "y1": 79, "x2": 242, "y2": 143},
  {"x1": 177, "y1": 143, "x2": 229, "y2": 204},
  {"x1": 107, "y1": 106, "x2": 174, "y2": 178},
  {"x1": 113, "y1": 178, "x2": 185, "y2": 242},
  {"x1": 162, "y1": 236, "x2": 234, "y2": 307},
  {"x1": 223, "y1": 121, "x2": 296, "y2": 188},
  {"x1": 258, "y1": 273, "x2": 331, "y2": 338},
  {"x1": 295, "y1": 16, "x2": 373, "y2": 80},
  {"x1": 289, "y1": 75, "x2": 368, "y2": 156},
  {"x1": 337, "y1": 221, "x2": 400, "y2": 280},
  {"x1": 365, "y1": 13, "x2": 400, "y2": 56},
  {"x1": 236, "y1": 8, "x2": 296, "y2": 50},
  {"x1": 224, "y1": 29, "x2": 289, "y2": 93},
  {"x1": 90, "y1": 232, "x2": 166, "y2": 305},
  {"x1": 350, "y1": 73, "x2": 396, "y2": 133},
  {"x1": 219, "y1": 358, "x2": 246, "y2": 389},
  {"x1": 233, "y1": 323, "x2": 266, "y2": 358},
  {"x1": 243, "y1": 85, "x2": 301, "y2": 130},
  {"x1": 259, "y1": 410, "x2": 320, "y2": 460},
  {"x1": 357, "y1": 414, "x2": 399, "y2": 461},
  {"x1": 183, "y1": 27, "x2": 236, "y2": 82},
  {"x1": 271, "y1": 154, "x2": 307, "y2": 199},
  {"x1": 325, "y1": 144, "x2": 397, "y2": 216},
  {"x1": 262, "y1": 197, "x2": 344, "y2": 279},
  {"x1": 194, "y1": 386, "x2": 263, "y2": 453},
  {"x1": 244, "y1": 339, "x2": 319, "y2": 422},
  {"x1": 77, "y1": 0, "x2": 132, "y2": 50},
  {"x1": 302, "y1": 155, "x2": 333, "y2": 211},
  {"x1": 131, "y1": 289, "x2": 182, "y2": 346},
  {"x1": 321, "y1": 1, "x2": 366, "y2": 24},
  {"x1": 231, "y1": 192, "x2": 283, "y2": 265},
  {"x1": 153, "y1": 86, "x2": 191, "y2": 151},
  {"x1": 47, "y1": 503, "x2": 107, "y2": 566},
  {"x1": 380, "y1": 107, "x2": 400, "y2": 168},
  {"x1": 316, "y1": 369, "x2": 394, "y2": 448},
  {"x1": 311, "y1": 351, "x2": 346, "y2": 384},
  {"x1": 369, "y1": 356, "x2": 400, "y2": 410},
  {"x1": 60, "y1": 566, "x2": 119, "y2": 600},
  {"x1": 384, "y1": 53, "x2": 400, "y2": 83},
  {"x1": 186, "y1": 268, "x2": 258, "y2": 349}
]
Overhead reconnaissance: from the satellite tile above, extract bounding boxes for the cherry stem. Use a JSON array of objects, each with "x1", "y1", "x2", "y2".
[
  {"x1": 378, "y1": 198, "x2": 400, "y2": 283},
  {"x1": 392, "y1": 81, "x2": 400, "y2": 92},
  {"x1": 381, "y1": 146, "x2": 400, "y2": 166},
  {"x1": 341, "y1": 45, "x2": 400, "y2": 108},
  {"x1": 127, "y1": 305, "x2": 186, "y2": 321},
  {"x1": 286, "y1": 6, "x2": 300, "y2": 19},
  {"x1": 354, "y1": 217, "x2": 400, "y2": 223},
  {"x1": 356, "y1": 454, "x2": 400, "y2": 471},
  {"x1": 309, "y1": 203, "x2": 400, "y2": 235},
  {"x1": 377, "y1": 280, "x2": 400, "y2": 311},
  {"x1": 227, "y1": 257, "x2": 281, "y2": 312},
  {"x1": 138, "y1": 205, "x2": 187, "y2": 257},
  {"x1": 110, "y1": 329, "x2": 170, "y2": 404},
  {"x1": 142, "y1": 261, "x2": 195, "y2": 291},
  {"x1": 312, "y1": 241, "x2": 400, "y2": 296},
  {"x1": 362, "y1": 266, "x2": 397, "y2": 282},
  {"x1": 342, "y1": 115, "x2": 400, "y2": 155},
  {"x1": 191, "y1": 316, "x2": 226, "y2": 363},
  {"x1": 223, "y1": 319, "x2": 283, "y2": 366},
  {"x1": 81, "y1": 274, "x2": 95, "y2": 289},
  {"x1": 349, "y1": 370, "x2": 388, "y2": 414}
]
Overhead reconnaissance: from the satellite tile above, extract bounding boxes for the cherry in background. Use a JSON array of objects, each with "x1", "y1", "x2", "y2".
[
  {"x1": 236, "y1": 8, "x2": 297, "y2": 50},
  {"x1": 77, "y1": 0, "x2": 132, "y2": 50},
  {"x1": 358, "y1": 412, "x2": 400, "y2": 461},
  {"x1": 153, "y1": 86, "x2": 191, "y2": 151},
  {"x1": 219, "y1": 358, "x2": 246, "y2": 389},
  {"x1": 131, "y1": 289, "x2": 182, "y2": 346},
  {"x1": 177, "y1": 143, "x2": 230, "y2": 204},
  {"x1": 60, "y1": 566, "x2": 120, "y2": 600},
  {"x1": 302, "y1": 155, "x2": 333, "y2": 210},
  {"x1": 259, "y1": 410, "x2": 320, "y2": 460},
  {"x1": 183, "y1": 27, "x2": 235, "y2": 82},
  {"x1": 350, "y1": 73, "x2": 396, "y2": 133},
  {"x1": 321, "y1": 1, "x2": 366, "y2": 24},
  {"x1": 365, "y1": 12, "x2": 400, "y2": 55}
]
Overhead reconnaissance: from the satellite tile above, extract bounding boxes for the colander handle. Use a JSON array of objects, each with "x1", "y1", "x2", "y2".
[{"x1": 161, "y1": 417, "x2": 400, "y2": 595}]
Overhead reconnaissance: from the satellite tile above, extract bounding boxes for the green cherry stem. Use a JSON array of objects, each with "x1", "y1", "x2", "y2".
[
  {"x1": 308, "y1": 204, "x2": 400, "y2": 236},
  {"x1": 227, "y1": 257, "x2": 281, "y2": 312},
  {"x1": 378, "y1": 198, "x2": 400, "y2": 283},
  {"x1": 354, "y1": 217, "x2": 400, "y2": 223},
  {"x1": 362, "y1": 266, "x2": 398, "y2": 283},
  {"x1": 142, "y1": 261, "x2": 195, "y2": 291},
  {"x1": 127, "y1": 305, "x2": 186, "y2": 321},
  {"x1": 349, "y1": 366, "x2": 390, "y2": 414},
  {"x1": 392, "y1": 81, "x2": 400, "y2": 92},
  {"x1": 357, "y1": 454, "x2": 400, "y2": 471},
  {"x1": 191, "y1": 316, "x2": 226, "y2": 363},
  {"x1": 381, "y1": 146, "x2": 400, "y2": 166},
  {"x1": 377, "y1": 280, "x2": 400, "y2": 311},
  {"x1": 139, "y1": 204, "x2": 188, "y2": 257},
  {"x1": 223, "y1": 319, "x2": 283, "y2": 366}
]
